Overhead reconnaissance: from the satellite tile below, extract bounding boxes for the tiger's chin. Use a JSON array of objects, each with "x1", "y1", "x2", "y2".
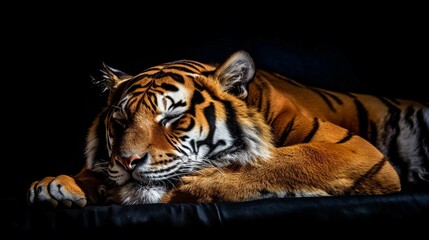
[{"x1": 105, "y1": 181, "x2": 169, "y2": 205}]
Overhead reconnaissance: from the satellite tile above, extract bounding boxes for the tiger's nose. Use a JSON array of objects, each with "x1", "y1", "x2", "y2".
[{"x1": 116, "y1": 153, "x2": 148, "y2": 171}]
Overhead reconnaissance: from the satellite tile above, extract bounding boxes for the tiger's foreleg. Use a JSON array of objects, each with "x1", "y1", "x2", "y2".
[{"x1": 161, "y1": 141, "x2": 401, "y2": 203}]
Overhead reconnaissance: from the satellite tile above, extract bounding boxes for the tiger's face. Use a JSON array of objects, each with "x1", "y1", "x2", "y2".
[
  {"x1": 87, "y1": 51, "x2": 272, "y2": 188},
  {"x1": 106, "y1": 68, "x2": 235, "y2": 186}
]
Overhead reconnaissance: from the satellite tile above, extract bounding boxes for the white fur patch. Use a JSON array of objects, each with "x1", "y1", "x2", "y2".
[{"x1": 115, "y1": 182, "x2": 167, "y2": 204}]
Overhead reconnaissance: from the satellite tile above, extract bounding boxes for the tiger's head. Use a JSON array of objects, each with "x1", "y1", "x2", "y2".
[{"x1": 85, "y1": 51, "x2": 273, "y2": 188}]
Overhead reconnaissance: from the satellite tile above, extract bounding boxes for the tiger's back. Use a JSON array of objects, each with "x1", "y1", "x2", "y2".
[{"x1": 253, "y1": 69, "x2": 429, "y2": 189}]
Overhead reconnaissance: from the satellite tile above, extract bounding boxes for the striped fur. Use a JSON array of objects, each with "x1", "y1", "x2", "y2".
[
  {"x1": 252, "y1": 70, "x2": 428, "y2": 190},
  {"x1": 29, "y1": 50, "x2": 418, "y2": 207}
]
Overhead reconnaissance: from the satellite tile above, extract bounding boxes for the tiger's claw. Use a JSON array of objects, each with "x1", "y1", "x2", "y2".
[{"x1": 27, "y1": 175, "x2": 87, "y2": 208}]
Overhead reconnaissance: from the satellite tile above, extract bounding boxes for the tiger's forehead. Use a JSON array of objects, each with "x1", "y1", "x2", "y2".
[
  {"x1": 111, "y1": 59, "x2": 216, "y2": 114},
  {"x1": 115, "y1": 74, "x2": 196, "y2": 114},
  {"x1": 123, "y1": 59, "x2": 214, "y2": 90}
]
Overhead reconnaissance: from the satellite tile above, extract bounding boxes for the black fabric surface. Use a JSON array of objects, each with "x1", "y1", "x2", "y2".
[{"x1": 6, "y1": 191, "x2": 429, "y2": 236}]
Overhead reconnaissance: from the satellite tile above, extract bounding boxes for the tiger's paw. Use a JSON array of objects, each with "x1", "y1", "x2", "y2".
[{"x1": 27, "y1": 175, "x2": 87, "y2": 208}]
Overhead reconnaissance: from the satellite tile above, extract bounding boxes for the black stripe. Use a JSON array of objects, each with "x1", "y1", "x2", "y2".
[
  {"x1": 303, "y1": 118, "x2": 319, "y2": 143},
  {"x1": 378, "y1": 97, "x2": 398, "y2": 108},
  {"x1": 201, "y1": 70, "x2": 216, "y2": 77},
  {"x1": 158, "y1": 71, "x2": 185, "y2": 83},
  {"x1": 189, "y1": 139, "x2": 197, "y2": 154},
  {"x1": 187, "y1": 90, "x2": 204, "y2": 116},
  {"x1": 208, "y1": 100, "x2": 246, "y2": 157},
  {"x1": 191, "y1": 90, "x2": 204, "y2": 105},
  {"x1": 195, "y1": 100, "x2": 247, "y2": 159},
  {"x1": 337, "y1": 131, "x2": 353, "y2": 143},
  {"x1": 274, "y1": 73, "x2": 303, "y2": 88},
  {"x1": 182, "y1": 61, "x2": 206, "y2": 73},
  {"x1": 267, "y1": 110, "x2": 275, "y2": 125},
  {"x1": 277, "y1": 116, "x2": 296, "y2": 147},
  {"x1": 256, "y1": 83, "x2": 264, "y2": 111},
  {"x1": 311, "y1": 88, "x2": 336, "y2": 112},
  {"x1": 160, "y1": 83, "x2": 179, "y2": 92},
  {"x1": 196, "y1": 103, "x2": 227, "y2": 156},
  {"x1": 369, "y1": 121, "x2": 378, "y2": 145},
  {"x1": 324, "y1": 91, "x2": 343, "y2": 105},
  {"x1": 352, "y1": 97, "x2": 369, "y2": 140},
  {"x1": 193, "y1": 81, "x2": 205, "y2": 91},
  {"x1": 146, "y1": 92, "x2": 158, "y2": 111},
  {"x1": 223, "y1": 100, "x2": 244, "y2": 143},
  {"x1": 264, "y1": 101, "x2": 271, "y2": 121},
  {"x1": 346, "y1": 158, "x2": 387, "y2": 194}
]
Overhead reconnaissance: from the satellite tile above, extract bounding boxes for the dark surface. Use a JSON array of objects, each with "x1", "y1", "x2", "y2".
[
  {"x1": 5, "y1": 191, "x2": 429, "y2": 236},
  {"x1": 3, "y1": 8, "x2": 428, "y2": 236}
]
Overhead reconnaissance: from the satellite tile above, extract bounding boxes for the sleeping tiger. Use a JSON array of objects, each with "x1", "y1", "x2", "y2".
[{"x1": 28, "y1": 50, "x2": 428, "y2": 207}]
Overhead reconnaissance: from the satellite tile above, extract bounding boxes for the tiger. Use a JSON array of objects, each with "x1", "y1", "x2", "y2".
[{"x1": 27, "y1": 50, "x2": 428, "y2": 207}]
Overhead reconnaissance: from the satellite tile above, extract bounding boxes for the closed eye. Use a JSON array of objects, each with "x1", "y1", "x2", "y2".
[{"x1": 160, "y1": 114, "x2": 183, "y2": 127}]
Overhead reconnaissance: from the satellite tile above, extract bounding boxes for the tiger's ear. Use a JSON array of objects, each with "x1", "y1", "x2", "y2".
[
  {"x1": 94, "y1": 63, "x2": 131, "y2": 93},
  {"x1": 213, "y1": 50, "x2": 255, "y2": 99}
]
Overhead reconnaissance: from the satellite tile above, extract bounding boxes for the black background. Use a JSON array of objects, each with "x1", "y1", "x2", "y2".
[{"x1": 3, "y1": 6, "x2": 427, "y2": 202}]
